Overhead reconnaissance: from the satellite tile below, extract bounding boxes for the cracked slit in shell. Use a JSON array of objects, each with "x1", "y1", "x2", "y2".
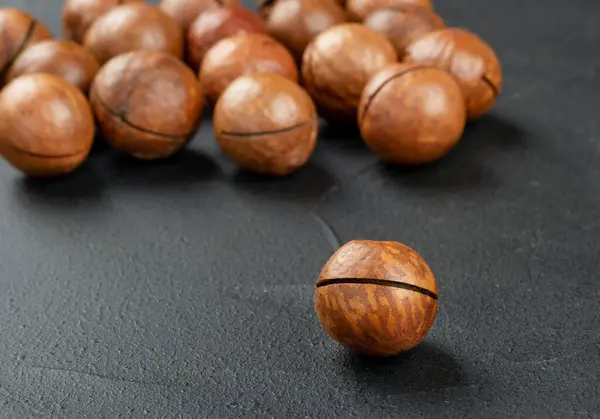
[{"x1": 317, "y1": 277, "x2": 438, "y2": 300}]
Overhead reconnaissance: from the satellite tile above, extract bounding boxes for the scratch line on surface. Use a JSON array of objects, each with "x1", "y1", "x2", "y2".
[{"x1": 309, "y1": 212, "x2": 341, "y2": 250}]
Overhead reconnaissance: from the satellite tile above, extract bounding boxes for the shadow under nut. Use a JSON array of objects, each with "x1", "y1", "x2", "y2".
[
  {"x1": 91, "y1": 88, "x2": 192, "y2": 160},
  {"x1": 216, "y1": 117, "x2": 318, "y2": 176},
  {"x1": 314, "y1": 283, "x2": 438, "y2": 357}
]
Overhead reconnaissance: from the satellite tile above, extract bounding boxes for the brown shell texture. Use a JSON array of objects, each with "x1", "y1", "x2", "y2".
[
  {"x1": 0, "y1": 74, "x2": 94, "y2": 177},
  {"x1": 90, "y1": 50, "x2": 205, "y2": 160},
  {"x1": 358, "y1": 62, "x2": 466, "y2": 165},
  {"x1": 187, "y1": 6, "x2": 267, "y2": 71},
  {"x1": 404, "y1": 28, "x2": 503, "y2": 120},
  {"x1": 0, "y1": 8, "x2": 53, "y2": 87},
  {"x1": 159, "y1": 0, "x2": 239, "y2": 33},
  {"x1": 314, "y1": 240, "x2": 438, "y2": 356},
  {"x1": 363, "y1": 6, "x2": 444, "y2": 60},
  {"x1": 61, "y1": 0, "x2": 142, "y2": 44},
  {"x1": 346, "y1": 0, "x2": 433, "y2": 21},
  {"x1": 6, "y1": 40, "x2": 100, "y2": 95},
  {"x1": 214, "y1": 73, "x2": 318, "y2": 176},
  {"x1": 83, "y1": 3, "x2": 183, "y2": 65},
  {"x1": 301, "y1": 23, "x2": 397, "y2": 121},
  {"x1": 200, "y1": 33, "x2": 298, "y2": 104},
  {"x1": 261, "y1": 0, "x2": 347, "y2": 62}
]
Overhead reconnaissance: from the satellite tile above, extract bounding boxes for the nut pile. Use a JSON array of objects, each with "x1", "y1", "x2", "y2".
[{"x1": 0, "y1": 0, "x2": 502, "y2": 355}]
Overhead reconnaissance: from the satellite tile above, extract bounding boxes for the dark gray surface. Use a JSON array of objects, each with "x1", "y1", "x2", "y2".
[{"x1": 1, "y1": 0, "x2": 599, "y2": 417}]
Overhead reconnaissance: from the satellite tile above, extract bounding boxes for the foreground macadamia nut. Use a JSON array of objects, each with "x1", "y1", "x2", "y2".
[
  {"x1": 259, "y1": 0, "x2": 346, "y2": 62},
  {"x1": 0, "y1": 74, "x2": 94, "y2": 177},
  {"x1": 314, "y1": 240, "x2": 438, "y2": 357},
  {"x1": 214, "y1": 73, "x2": 318, "y2": 176},
  {"x1": 200, "y1": 33, "x2": 298, "y2": 104},
  {"x1": 301, "y1": 23, "x2": 396, "y2": 121},
  {"x1": 358, "y1": 63, "x2": 466, "y2": 165},
  {"x1": 159, "y1": 0, "x2": 238, "y2": 33},
  {"x1": 345, "y1": 0, "x2": 432, "y2": 21},
  {"x1": 405, "y1": 28, "x2": 503, "y2": 120},
  {"x1": 91, "y1": 51, "x2": 204, "y2": 160},
  {"x1": 6, "y1": 40, "x2": 100, "y2": 94},
  {"x1": 187, "y1": 6, "x2": 266, "y2": 71},
  {"x1": 364, "y1": 6, "x2": 444, "y2": 60},
  {"x1": 0, "y1": 8, "x2": 52, "y2": 86},
  {"x1": 84, "y1": 3, "x2": 183, "y2": 65},
  {"x1": 62, "y1": 0, "x2": 142, "y2": 44}
]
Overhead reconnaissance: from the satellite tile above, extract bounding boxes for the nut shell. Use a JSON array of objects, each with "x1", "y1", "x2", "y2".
[
  {"x1": 84, "y1": 3, "x2": 183, "y2": 65},
  {"x1": 260, "y1": 0, "x2": 346, "y2": 62},
  {"x1": 314, "y1": 240, "x2": 438, "y2": 356},
  {"x1": 0, "y1": 8, "x2": 52, "y2": 86},
  {"x1": 301, "y1": 23, "x2": 396, "y2": 121},
  {"x1": 187, "y1": 6, "x2": 266, "y2": 71},
  {"x1": 90, "y1": 50, "x2": 204, "y2": 160},
  {"x1": 6, "y1": 40, "x2": 100, "y2": 94},
  {"x1": 159, "y1": 0, "x2": 238, "y2": 33},
  {"x1": 200, "y1": 33, "x2": 298, "y2": 104},
  {"x1": 364, "y1": 6, "x2": 444, "y2": 60},
  {"x1": 358, "y1": 63, "x2": 466, "y2": 165},
  {"x1": 0, "y1": 74, "x2": 94, "y2": 177},
  {"x1": 346, "y1": 0, "x2": 432, "y2": 21},
  {"x1": 61, "y1": 0, "x2": 142, "y2": 44},
  {"x1": 405, "y1": 28, "x2": 502, "y2": 120},
  {"x1": 214, "y1": 73, "x2": 318, "y2": 176}
]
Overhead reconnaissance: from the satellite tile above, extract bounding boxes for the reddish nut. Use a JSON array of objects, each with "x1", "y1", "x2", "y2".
[
  {"x1": 200, "y1": 33, "x2": 298, "y2": 104},
  {"x1": 84, "y1": 3, "x2": 183, "y2": 65},
  {"x1": 6, "y1": 40, "x2": 100, "y2": 95},
  {"x1": 90, "y1": 50, "x2": 205, "y2": 160},
  {"x1": 61, "y1": 0, "x2": 142, "y2": 44},
  {"x1": 214, "y1": 73, "x2": 318, "y2": 176},
  {"x1": 159, "y1": 0, "x2": 238, "y2": 33},
  {"x1": 358, "y1": 63, "x2": 466, "y2": 165},
  {"x1": 0, "y1": 74, "x2": 94, "y2": 177},
  {"x1": 405, "y1": 28, "x2": 503, "y2": 120},
  {"x1": 345, "y1": 0, "x2": 433, "y2": 21}
]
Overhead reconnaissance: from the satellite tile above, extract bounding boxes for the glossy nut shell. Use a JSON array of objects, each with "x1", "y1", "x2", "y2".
[
  {"x1": 159, "y1": 0, "x2": 238, "y2": 33},
  {"x1": 0, "y1": 74, "x2": 94, "y2": 177},
  {"x1": 314, "y1": 240, "x2": 438, "y2": 357},
  {"x1": 405, "y1": 28, "x2": 502, "y2": 120},
  {"x1": 0, "y1": 8, "x2": 52, "y2": 86},
  {"x1": 187, "y1": 6, "x2": 266, "y2": 71},
  {"x1": 259, "y1": 0, "x2": 346, "y2": 62},
  {"x1": 6, "y1": 40, "x2": 100, "y2": 95},
  {"x1": 90, "y1": 50, "x2": 204, "y2": 160},
  {"x1": 84, "y1": 3, "x2": 183, "y2": 65},
  {"x1": 358, "y1": 63, "x2": 466, "y2": 165},
  {"x1": 61, "y1": 0, "x2": 142, "y2": 44},
  {"x1": 301, "y1": 23, "x2": 396, "y2": 121},
  {"x1": 214, "y1": 73, "x2": 318, "y2": 176},
  {"x1": 345, "y1": 0, "x2": 432, "y2": 21},
  {"x1": 200, "y1": 33, "x2": 298, "y2": 104},
  {"x1": 363, "y1": 6, "x2": 444, "y2": 60}
]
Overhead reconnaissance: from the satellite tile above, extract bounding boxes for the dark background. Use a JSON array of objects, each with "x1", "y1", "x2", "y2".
[{"x1": 1, "y1": 0, "x2": 599, "y2": 417}]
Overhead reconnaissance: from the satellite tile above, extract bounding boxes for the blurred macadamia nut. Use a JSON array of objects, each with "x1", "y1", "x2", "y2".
[
  {"x1": 301, "y1": 23, "x2": 396, "y2": 121},
  {"x1": 358, "y1": 63, "x2": 466, "y2": 165},
  {"x1": 6, "y1": 40, "x2": 100, "y2": 94},
  {"x1": 62, "y1": 0, "x2": 142, "y2": 44},
  {"x1": 0, "y1": 74, "x2": 94, "y2": 177},
  {"x1": 200, "y1": 33, "x2": 298, "y2": 104},
  {"x1": 0, "y1": 8, "x2": 52, "y2": 86},
  {"x1": 259, "y1": 0, "x2": 346, "y2": 62},
  {"x1": 214, "y1": 73, "x2": 318, "y2": 176},
  {"x1": 187, "y1": 6, "x2": 266, "y2": 71},
  {"x1": 90, "y1": 51, "x2": 205, "y2": 160},
  {"x1": 364, "y1": 6, "x2": 444, "y2": 59},
  {"x1": 84, "y1": 3, "x2": 183, "y2": 65},
  {"x1": 159, "y1": 0, "x2": 238, "y2": 33},
  {"x1": 346, "y1": 0, "x2": 432, "y2": 21},
  {"x1": 405, "y1": 28, "x2": 502, "y2": 120}
]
